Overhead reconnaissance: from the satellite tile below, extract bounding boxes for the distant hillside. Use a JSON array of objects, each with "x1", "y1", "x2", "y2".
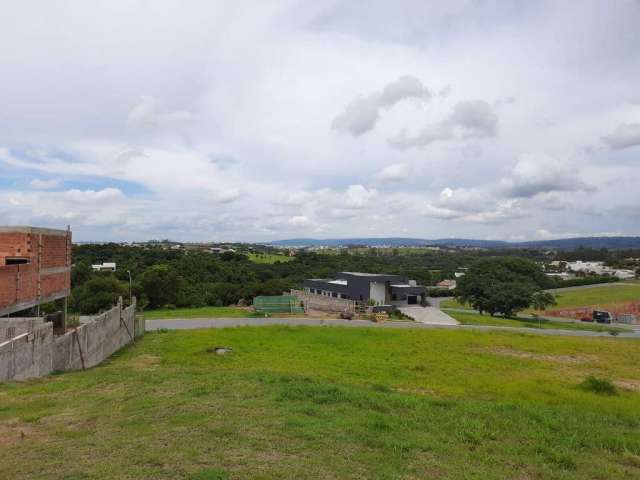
[
  {"x1": 513, "y1": 237, "x2": 640, "y2": 250},
  {"x1": 267, "y1": 236, "x2": 640, "y2": 250}
]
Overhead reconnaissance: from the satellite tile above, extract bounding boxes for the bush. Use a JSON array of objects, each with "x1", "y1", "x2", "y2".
[
  {"x1": 426, "y1": 288, "x2": 455, "y2": 297},
  {"x1": 555, "y1": 276, "x2": 619, "y2": 288},
  {"x1": 579, "y1": 376, "x2": 617, "y2": 396}
]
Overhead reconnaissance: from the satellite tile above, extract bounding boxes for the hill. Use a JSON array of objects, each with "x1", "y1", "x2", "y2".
[{"x1": 268, "y1": 236, "x2": 640, "y2": 250}]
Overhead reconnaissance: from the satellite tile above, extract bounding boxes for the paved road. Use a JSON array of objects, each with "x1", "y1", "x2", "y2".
[
  {"x1": 146, "y1": 317, "x2": 640, "y2": 338},
  {"x1": 399, "y1": 306, "x2": 458, "y2": 325}
]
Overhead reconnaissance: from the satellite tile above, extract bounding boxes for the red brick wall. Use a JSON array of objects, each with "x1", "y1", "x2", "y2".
[
  {"x1": 0, "y1": 229, "x2": 71, "y2": 312},
  {"x1": 0, "y1": 266, "x2": 19, "y2": 307},
  {"x1": 42, "y1": 234, "x2": 70, "y2": 268},
  {"x1": 0, "y1": 232, "x2": 34, "y2": 264},
  {"x1": 16, "y1": 264, "x2": 38, "y2": 303},
  {"x1": 41, "y1": 271, "x2": 71, "y2": 295}
]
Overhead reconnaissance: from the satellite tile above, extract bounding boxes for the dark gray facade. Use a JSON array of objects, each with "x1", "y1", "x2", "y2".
[{"x1": 303, "y1": 272, "x2": 425, "y2": 306}]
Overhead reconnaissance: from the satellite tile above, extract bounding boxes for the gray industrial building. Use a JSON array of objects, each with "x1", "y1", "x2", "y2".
[{"x1": 303, "y1": 272, "x2": 426, "y2": 306}]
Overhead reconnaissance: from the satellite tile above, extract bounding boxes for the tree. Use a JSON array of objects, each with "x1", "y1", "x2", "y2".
[
  {"x1": 139, "y1": 265, "x2": 184, "y2": 309},
  {"x1": 71, "y1": 261, "x2": 93, "y2": 287},
  {"x1": 72, "y1": 276, "x2": 128, "y2": 314},
  {"x1": 455, "y1": 257, "x2": 551, "y2": 317},
  {"x1": 531, "y1": 291, "x2": 556, "y2": 311}
]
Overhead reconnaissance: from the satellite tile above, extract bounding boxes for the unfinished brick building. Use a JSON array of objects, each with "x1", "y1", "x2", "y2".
[{"x1": 0, "y1": 226, "x2": 71, "y2": 316}]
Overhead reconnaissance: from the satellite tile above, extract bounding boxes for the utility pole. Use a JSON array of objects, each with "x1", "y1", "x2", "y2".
[{"x1": 127, "y1": 270, "x2": 133, "y2": 305}]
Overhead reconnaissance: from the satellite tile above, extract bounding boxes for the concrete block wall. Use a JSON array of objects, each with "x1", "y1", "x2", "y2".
[
  {"x1": 291, "y1": 289, "x2": 355, "y2": 313},
  {"x1": 53, "y1": 301, "x2": 136, "y2": 372},
  {"x1": 1, "y1": 301, "x2": 138, "y2": 382},
  {"x1": 0, "y1": 317, "x2": 44, "y2": 342},
  {"x1": 0, "y1": 322, "x2": 54, "y2": 382}
]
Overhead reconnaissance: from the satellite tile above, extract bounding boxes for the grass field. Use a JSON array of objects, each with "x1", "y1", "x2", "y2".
[
  {"x1": 549, "y1": 284, "x2": 640, "y2": 309},
  {"x1": 144, "y1": 306, "x2": 259, "y2": 320},
  {"x1": 440, "y1": 283, "x2": 640, "y2": 311},
  {"x1": 247, "y1": 253, "x2": 294, "y2": 264},
  {"x1": 446, "y1": 310, "x2": 630, "y2": 333},
  {"x1": 2, "y1": 327, "x2": 640, "y2": 479}
]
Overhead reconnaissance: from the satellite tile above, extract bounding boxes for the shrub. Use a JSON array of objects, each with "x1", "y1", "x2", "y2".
[{"x1": 579, "y1": 376, "x2": 618, "y2": 396}]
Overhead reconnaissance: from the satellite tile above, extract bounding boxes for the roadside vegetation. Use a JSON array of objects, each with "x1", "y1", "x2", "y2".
[{"x1": 1, "y1": 326, "x2": 639, "y2": 479}]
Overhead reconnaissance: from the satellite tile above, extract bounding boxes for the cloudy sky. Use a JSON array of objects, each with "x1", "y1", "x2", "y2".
[{"x1": 1, "y1": 0, "x2": 640, "y2": 242}]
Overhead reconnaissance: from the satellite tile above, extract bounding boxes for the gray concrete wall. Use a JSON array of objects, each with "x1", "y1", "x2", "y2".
[
  {"x1": 53, "y1": 301, "x2": 136, "y2": 372},
  {"x1": 0, "y1": 322, "x2": 53, "y2": 382},
  {"x1": 291, "y1": 289, "x2": 355, "y2": 313},
  {"x1": 1, "y1": 300, "x2": 137, "y2": 382},
  {"x1": 0, "y1": 317, "x2": 44, "y2": 341}
]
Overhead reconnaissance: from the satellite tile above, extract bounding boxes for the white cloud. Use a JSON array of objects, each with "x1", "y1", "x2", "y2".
[
  {"x1": 344, "y1": 184, "x2": 376, "y2": 208},
  {"x1": 389, "y1": 123, "x2": 454, "y2": 149},
  {"x1": 602, "y1": 122, "x2": 640, "y2": 150},
  {"x1": 374, "y1": 163, "x2": 410, "y2": 183},
  {"x1": 332, "y1": 75, "x2": 430, "y2": 136},
  {"x1": 500, "y1": 154, "x2": 593, "y2": 198},
  {"x1": 378, "y1": 75, "x2": 431, "y2": 107},
  {"x1": 127, "y1": 96, "x2": 193, "y2": 130},
  {"x1": 29, "y1": 178, "x2": 59, "y2": 189},
  {"x1": 1, "y1": 2, "x2": 640, "y2": 241},
  {"x1": 448, "y1": 100, "x2": 498, "y2": 138},
  {"x1": 388, "y1": 100, "x2": 498, "y2": 149},
  {"x1": 288, "y1": 215, "x2": 312, "y2": 226},
  {"x1": 330, "y1": 95, "x2": 380, "y2": 136}
]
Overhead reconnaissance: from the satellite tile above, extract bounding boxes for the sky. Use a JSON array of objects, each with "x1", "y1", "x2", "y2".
[{"x1": 1, "y1": 0, "x2": 640, "y2": 242}]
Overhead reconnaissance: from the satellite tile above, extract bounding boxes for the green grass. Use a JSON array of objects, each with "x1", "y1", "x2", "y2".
[
  {"x1": 440, "y1": 297, "x2": 468, "y2": 309},
  {"x1": 144, "y1": 306, "x2": 259, "y2": 320},
  {"x1": 440, "y1": 283, "x2": 640, "y2": 311},
  {"x1": 2, "y1": 327, "x2": 640, "y2": 479},
  {"x1": 549, "y1": 284, "x2": 640, "y2": 309},
  {"x1": 247, "y1": 253, "x2": 294, "y2": 264},
  {"x1": 446, "y1": 310, "x2": 630, "y2": 333}
]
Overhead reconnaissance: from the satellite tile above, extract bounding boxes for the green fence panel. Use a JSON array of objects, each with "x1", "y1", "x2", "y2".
[{"x1": 254, "y1": 295, "x2": 304, "y2": 314}]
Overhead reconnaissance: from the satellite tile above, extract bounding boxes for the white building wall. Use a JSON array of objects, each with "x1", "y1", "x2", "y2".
[{"x1": 369, "y1": 282, "x2": 387, "y2": 305}]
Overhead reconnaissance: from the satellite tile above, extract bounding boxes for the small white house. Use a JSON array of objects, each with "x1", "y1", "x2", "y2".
[
  {"x1": 92, "y1": 262, "x2": 117, "y2": 272},
  {"x1": 437, "y1": 279, "x2": 457, "y2": 290},
  {"x1": 614, "y1": 269, "x2": 636, "y2": 280}
]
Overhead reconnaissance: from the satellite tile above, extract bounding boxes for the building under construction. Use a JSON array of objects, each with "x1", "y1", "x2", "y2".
[{"x1": 0, "y1": 226, "x2": 72, "y2": 316}]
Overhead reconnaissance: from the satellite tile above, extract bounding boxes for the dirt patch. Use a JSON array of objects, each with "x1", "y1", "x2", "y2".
[
  {"x1": 614, "y1": 379, "x2": 640, "y2": 391},
  {"x1": 0, "y1": 418, "x2": 48, "y2": 447},
  {"x1": 128, "y1": 354, "x2": 161, "y2": 371},
  {"x1": 483, "y1": 347, "x2": 596, "y2": 364}
]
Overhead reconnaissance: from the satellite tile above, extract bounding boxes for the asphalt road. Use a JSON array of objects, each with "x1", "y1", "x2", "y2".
[{"x1": 146, "y1": 317, "x2": 640, "y2": 338}]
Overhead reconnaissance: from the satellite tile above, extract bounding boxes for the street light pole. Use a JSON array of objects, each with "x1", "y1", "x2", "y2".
[{"x1": 127, "y1": 270, "x2": 132, "y2": 305}]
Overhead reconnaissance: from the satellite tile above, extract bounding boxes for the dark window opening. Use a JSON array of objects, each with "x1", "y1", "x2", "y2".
[
  {"x1": 331, "y1": 292, "x2": 338, "y2": 298},
  {"x1": 5, "y1": 257, "x2": 30, "y2": 265}
]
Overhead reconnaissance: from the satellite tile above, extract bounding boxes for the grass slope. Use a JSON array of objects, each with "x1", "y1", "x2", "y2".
[
  {"x1": 1, "y1": 327, "x2": 640, "y2": 479},
  {"x1": 144, "y1": 306, "x2": 259, "y2": 320},
  {"x1": 440, "y1": 283, "x2": 640, "y2": 311},
  {"x1": 549, "y1": 284, "x2": 640, "y2": 309}
]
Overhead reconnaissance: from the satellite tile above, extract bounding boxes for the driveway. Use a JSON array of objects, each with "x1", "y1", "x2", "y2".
[{"x1": 399, "y1": 306, "x2": 459, "y2": 325}]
